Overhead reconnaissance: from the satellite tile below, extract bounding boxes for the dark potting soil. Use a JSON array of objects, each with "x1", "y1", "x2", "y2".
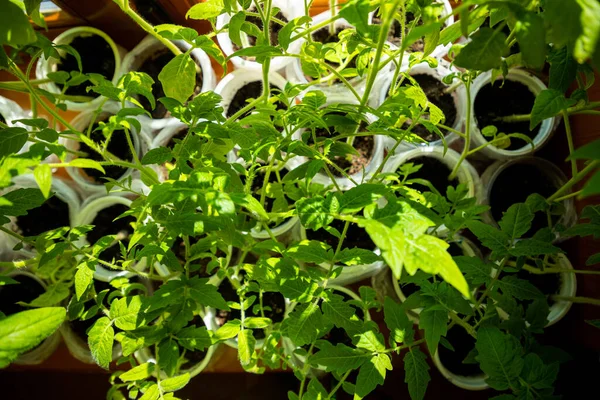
[
  {"x1": 408, "y1": 156, "x2": 457, "y2": 195},
  {"x1": 311, "y1": 26, "x2": 358, "y2": 72},
  {"x1": 180, "y1": 315, "x2": 209, "y2": 370},
  {"x1": 373, "y1": 10, "x2": 437, "y2": 52},
  {"x1": 437, "y1": 327, "x2": 483, "y2": 377},
  {"x1": 448, "y1": 242, "x2": 465, "y2": 257},
  {"x1": 306, "y1": 219, "x2": 376, "y2": 252},
  {"x1": 0, "y1": 274, "x2": 45, "y2": 316},
  {"x1": 216, "y1": 280, "x2": 286, "y2": 339},
  {"x1": 232, "y1": 10, "x2": 288, "y2": 52},
  {"x1": 86, "y1": 204, "x2": 135, "y2": 266},
  {"x1": 490, "y1": 162, "x2": 558, "y2": 236},
  {"x1": 312, "y1": 121, "x2": 374, "y2": 177},
  {"x1": 78, "y1": 124, "x2": 133, "y2": 183},
  {"x1": 474, "y1": 80, "x2": 539, "y2": 150},
  {"x1": 403, "y1": 74, "x2": 457, "y2": 141},
  {"x1": 310, "y1": 292, "x2": 364, "y2": 348},
  {"x1": 226, "y1": 81, "x2": 283, "y2": 118},
  {"x1": 56, "y1": 35, "x2": 115, "y2": 97},
  {"x1": 16, "y1": 194, "x2": 70, "y2": 237},
  {"x1": 0, "y1": 112, "x2": 6, "y2": 125},
  {"x1": 137, "y1": 48, "x2": 203, "y2": 119}
]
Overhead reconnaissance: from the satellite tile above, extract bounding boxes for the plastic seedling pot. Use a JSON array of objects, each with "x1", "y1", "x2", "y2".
[
  {"x1": 216, "y1": 0, "x2": 304, "y2": 72},
  {"x1": 73, "y1": 194, "x2": 145, "y2": 282},
  {"x1": 134, "y1": 309, "x2": 220, "y2": 378},
  {"x1": 369, "y1": 0, "x2": 454, "y2": 59},
  {"x1": 0, "y1": 174, "x2": 80, "y2": 257},
  {"x1": 480, "y1": 157, "x2": 576, "y2": 239},
  {"x1": 432, "y1": 326, "x2": 489, "y2": 391},
  {"x1": 392, "y1": 235, "x2": 481, "y2": 324},
  {"x1": 290, "y1": 95, "x2": 385, "y2": 190},
  {"x1": 283, "y1": 285, "x2": 371, "y2": 372},
  {"x1": 36, "y1": 26, "x2": 125, "y2": 112},
  {"x1": 470, "y1": 69, "x2": 560, "y2": 159},
  {"x1": 120, "y1": 35, "x2": 216, "y2": 132},
  {"x1": 299, "y1": 224, "x2": 385, "y2": 286},
  {"x1": 0, "y1": 271, "x2": 62, "y2": 365},
  {"x1": 370, "y1": 60, "x2": 467, "y2": 152},
  {"x1": 285, "y1": 9, "x2": 379, "y2": 96},
  {"x1": 62, "y1": 101, "x2": 151, "y2": 196}
]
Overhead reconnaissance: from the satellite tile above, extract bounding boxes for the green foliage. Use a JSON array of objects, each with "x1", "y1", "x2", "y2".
[{"x1": 0, "y1": 0, "x2": 598, "y2": 399}]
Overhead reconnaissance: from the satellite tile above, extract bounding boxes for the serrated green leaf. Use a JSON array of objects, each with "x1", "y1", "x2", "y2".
[
  {"x1": 355, "y1": 353, "x2": 392, "y2": 398},
  {"x1": 0, "y1": 307, "x2": 65, "y2": 368},
  {"x1": 160, "y1": 373, "x2": 190, "y2": 392},
  {"x1": 33, "y1": 164, "x2": 52, "y2": 198},
  {"x1": 454, "y1": 256, "x2": 492, "y2": 287},
  {"x1": 281, "y1": 302, "x2": 325, "y2": 347},
  {"x1": 384, "y1": 297, "x2": 413, "y2": 345},
  {"x1": 158, "y1": 337, "x2": 179, "y2": 377},
  {"x1": 139, "y1": 384, "x2": 159, "y2": 400},
  {"x1": 285, "y1": 240, "x2": 333, "y2": 264},
  {"x1": 497, "y1": 275, "x2": 544, "y2": 301},
  {"x1": 177, "y1": 325, "x2": 211, "y2": 351},
  {"x1": 499, "y1": 203, "x2": 533, "y2": 241},
  {"x1": 574, "y1": 0, "x2": 600, "y2": 63},
  {"x1": 237, "y1": 329, "x2": 255, "y2": 366},
  {"x1": 0, "y1": 0, "x2": 37, "y2": 46},
  {"x1": 476, "y1": 327, "x2": 524, "y2": 391},
  {"x1": 187, "y1": 277, "x2": 229, "y2": 309},
  {"x1": 338, "y1": 184, "x2": 389, "y2": 213},
  {"x1": 454, "y1": 27, "x2": 506, "y2": 71},
  {"x1": 530, "y1": 89, "x2": 572, "y2": 129},
  {"x1": 88, "y1": 316, "x2": 115, "y2": 369},
  {"x1": 213, "y1": 320, "x2": 240, "y2": 342},
  {"x1": 141, "y1": 147, "x2": 173, "y2": 165},
  {"x1": 514, "y1": 11, "x2": 546, "y2": 69},
  {"x1": 296, "y1": 195, "x2": 339, "y2": 231},
  {"x1": 110, "y1": 296, "x2": 143, "y2": 331},
  {"x1": 334, "y1": 248, "x2": 380, "y2": 266},
  {"x1": 466, "y1": 221, "x2": 510, "y2": 257},
  {"x1": 0, "y1": 128, "x2": 28, "y2": 158},
  {"x1": 310, "y1": 342, "x2": 370, "y2": 374},
  {"x1": 69, "y1": 158, "x2": 106, "y2": 173},
  {"x1": 548, "y1": 47, "x2": 578, "y2": 93},
  {"x1": 509, "y1": 239, "x2": 562, "y2": 257},
  {"x1": 403, "y1": 348, "x2": 430, "y2": 400},
  {"x1": 0, "y1": 188, "x2": 45, "y2": 217},
  {"x1": 418, "y1": 308, "x2": 448, "y2": 355},
  {"x1": 186, "y1": 0, "x2": 224, "y2": 20},
  {"x1": 158, "y1": 54, "x2": 196, "y2": 104},
  {"x1": 119, "y1": 362, "x2": 155, "y2": 382},
  {"x1": 28, "y1": 282, "x2": 69, "y2": 307}
]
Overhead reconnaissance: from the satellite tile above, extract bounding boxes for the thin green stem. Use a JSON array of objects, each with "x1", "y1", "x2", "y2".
[
  {"x1": 449, "y1": 77, "x2": 471, "y2": 180},
  {"x1": 552, "y1": 295, "x2": 600, "y2": 306},
  {"x1": 327, "y1": 370, "x2": 351, "y2": 400},
  {"x1": 562, "y1": 110, "x2": 578, "y2": 176},
  {"x1": 548, "y1": 160, "x2": 599, "y2": 202},
  {"x1": 0, "y1": 226, "x2": 34, "y2": 245}
]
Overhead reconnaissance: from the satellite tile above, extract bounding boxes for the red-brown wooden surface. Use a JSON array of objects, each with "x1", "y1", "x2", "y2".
[{"x1": 0, "y1": 1, "x2": 598, "y2": 399}]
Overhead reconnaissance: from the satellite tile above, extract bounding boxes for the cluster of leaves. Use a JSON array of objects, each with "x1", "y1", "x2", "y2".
[{"x1": 0, "y1": 0, "x2": 599, "y2": 400}]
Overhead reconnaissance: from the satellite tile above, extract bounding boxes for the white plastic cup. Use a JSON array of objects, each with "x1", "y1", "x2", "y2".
[
  {"x1": 214, "y1": 68, "x2": 288, "y2": 118},
  {"x1": 370, "y1": 59, "x2": 467, "y2": 152},
  {"x1": 120, "y1": 35, "x2": 217, "y2": 132},
  {"x1": 216, "y1": 0, "x2": 304, "y2": 72},
  {"x1": 0, "y1": 95, "x2": 27, "y2": 127},
  {"x1": 62, "y1": 101, "x2": 151, "y2": 197},
  {"x1": 72, "y1": 195, "x2": 143, "y2": 282},
  {"x1": 290, "y1": 95, "x2": 385, "y2": 190},
  {"x1": 134, "y1": 309, "x2": 219, "y2": 378},
  {"x1": 3, "y1": 271, "x2": 62, "y2": 365},
  {"x1": 0, "y1": 174, "x2": 81, "y2": 257},
  {"x1": 35, "y1": 27, "x2": 125, "y2": 112},
  {"x1": 479, "y1": 157, "x2": 577, "y2": 234},
  {"x1": 432, "y1": 345, "x2": 489, "y2": 391},
  {"x1": 61, "y1": 318, "x2": 122, "y2": 365},
  {"x1": 284, "y1": 9, "x2": 378, "y2": 96},
  {"x1": 299, "y1": 226, "x2": 385, "y2": 286},
  {"x1": 469, "y1": 69, "x2": 559, "y2": 159}
]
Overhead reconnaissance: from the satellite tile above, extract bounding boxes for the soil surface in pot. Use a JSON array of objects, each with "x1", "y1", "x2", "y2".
[
  {"x1": 180, "y1": 315, "x2": 209, "y2": 370},
  {"x1": 408, "y1": 155, "x2": 457, "y2": 194},
  {"x1": 403, "y1": 74, "x2": 457, "y2": 141},
  {"x1": 78, "y1": 122, "x2": 134, "y2": 183},
  {"x1": 16, "y1": 194, "x2": 70, "y2": 237},
  {"x1": 474, "y1": 80, "x2": 539, "y2": 151},
  {"x1": 489, "y1": 162, "x2": 558, "y2": 237},
  {"x1": 437, "y1": 326, "x2": 483, "y2": 377},
  {"x1": 226, "y1": 81, "x2": 282, "y2": 118},
  {"x1": 137, "y1": 48, "x2": 203, "y2": 119},
  {"x1": 0, "y1": 274, "x2": 45, "y2": 316},
  {"x1": 86, "y1": 204, "x2": 135, "y2": 266},
  {"x1": 216, "y1": 279, "x2": 286, "y2": 340},
  {"x1": 232, "y1": 8, "x2": 288, "y2": 56},
  {"x1": 312, "y1": 120, "x2": 375, "y2": 177},
  {"x1": 56, "y1": 34, "x2": 115, "y2": 97},
  {"x1": 306, "y1": 219, "x2": 376, "y2": 252}
]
